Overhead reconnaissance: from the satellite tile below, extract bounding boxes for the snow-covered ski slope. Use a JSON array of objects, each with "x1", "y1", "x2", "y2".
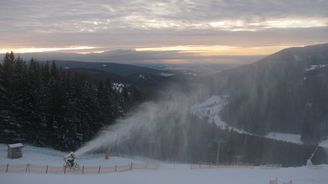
[
  {"x1": 192, "y1": 96, "x2": 306, "y2": 144},
  {"x1": 1, "y1": 144, "x2": 328, "y2": 184},
  {"x1": 0, "y1": 144, "x2": 144, "y2": 167}
]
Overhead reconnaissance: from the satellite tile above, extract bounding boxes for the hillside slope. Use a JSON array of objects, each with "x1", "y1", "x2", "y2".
[
  {"x1": 213, "y1": 43, "x2": 328, "y2": 144},
  {"x1": 52, "y1": 60, "x2": 183, "y2": 97}
]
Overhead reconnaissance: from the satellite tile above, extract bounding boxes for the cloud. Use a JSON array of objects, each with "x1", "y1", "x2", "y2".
[
  {"x1": 2, "y1": 48, "x2": 263, "y2": 65},
  {"x1": 2, "y1": 0, "x2": 327, "y2": 32},
  {"x1": 0, "y1": 0, "x2": 327, "y2": 54}
]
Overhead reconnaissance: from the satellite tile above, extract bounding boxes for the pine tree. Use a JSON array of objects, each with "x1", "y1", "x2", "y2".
[
  {"x1": 0, "y1": 52, "x2": 28, "y2": 142},
  {"x1": 0, "y1": 52, "x2": 142, "y2": 151}
]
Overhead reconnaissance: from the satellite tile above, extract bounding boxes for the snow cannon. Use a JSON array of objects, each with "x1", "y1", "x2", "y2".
[{"x1": 64, "y1": 152, "x2": 79, "y2": 169}]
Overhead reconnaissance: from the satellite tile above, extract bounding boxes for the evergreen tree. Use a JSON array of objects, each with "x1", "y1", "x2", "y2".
[{"x1": 0, "y1": 52, "x2": 141, "y2": 150}]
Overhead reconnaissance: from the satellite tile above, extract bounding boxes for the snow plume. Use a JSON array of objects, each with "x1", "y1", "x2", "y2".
[
  {"x1": 75, "y1": 83, "x2": 217, "y2": 157},
  {"x1": 319, "y1": 139, "x2": 328, "y2": 157},
  {"x1": 191, "y1": 96, "x2": 228, "y2": 129}
]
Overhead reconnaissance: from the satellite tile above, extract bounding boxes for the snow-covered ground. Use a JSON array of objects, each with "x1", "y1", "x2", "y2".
[
  {"x1": 112, "y1": 83, "x2": 125, "y2": 93},
  {"x1": 191, "y1": 96, "x2": 307, "y2": 145},
  {"x1": 2, "y1": 166, "x2": 328, "y2": 184},
  {"x1": 1, "y1": 144, "x2": 328, "y2": 184},
  {"x1": 191, "y1": 96, "x2": 250, "y2": 134},
  {"x1": 0, "y1": 144, "x2": 143, "y2": 167}
]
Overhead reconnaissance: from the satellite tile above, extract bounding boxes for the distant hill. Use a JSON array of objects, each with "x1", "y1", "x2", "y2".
[
  {"x1": 213, "y1": 43, "x2": 328, "y2": 144},
  {"x1": 53, "y1": 60, "x2": 164, "y2": 76},
  {"x1": 50, "y1": 60, "x2": 183, "y2": 97}
]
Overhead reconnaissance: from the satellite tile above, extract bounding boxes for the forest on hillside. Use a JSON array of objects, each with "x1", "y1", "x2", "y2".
[{"x1": 0, "y1": 52, "x2": 141, "y2": 151}]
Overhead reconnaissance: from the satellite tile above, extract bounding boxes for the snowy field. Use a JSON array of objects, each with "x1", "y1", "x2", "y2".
[
  {"x1": 0, "y1": 144, "x2": 144, "y2": 167},
  {"x1": 1, "y1": 144, "x2": 328, "y2": 184}
]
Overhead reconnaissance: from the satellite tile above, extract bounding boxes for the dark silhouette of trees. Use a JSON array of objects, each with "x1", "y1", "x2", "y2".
[{"x1": 0, "y1": 52, "x2": 140, "y2": 150}]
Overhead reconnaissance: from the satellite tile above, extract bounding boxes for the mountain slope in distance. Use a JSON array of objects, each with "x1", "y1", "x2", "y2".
[{"x1": 213, "y1": 43, "x2": 328, "y2": 144}]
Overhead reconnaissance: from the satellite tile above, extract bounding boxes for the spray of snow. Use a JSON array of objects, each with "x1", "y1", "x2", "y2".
[
  {"x1": 75, "y1": 84, "x2": 211, "y2": 157},
  {"x1": 319, "y1": 139, "x2": 328, "y2": 157},
  {"x1": 265, "y1": 132, "x2": 303, "y2": 144},
  {"x1": 75, "y1": 101, "x2": 163, "y2": 156}
]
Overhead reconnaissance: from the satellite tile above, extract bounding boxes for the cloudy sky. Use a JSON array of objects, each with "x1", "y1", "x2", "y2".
[{"x1": 0, "y1": 0, "x2": 327, "y2": 63}]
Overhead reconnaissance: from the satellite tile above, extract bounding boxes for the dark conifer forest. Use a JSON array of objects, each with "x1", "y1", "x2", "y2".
[{"x1": 0, "y1": 52, "x2": 141, "y2": 151}]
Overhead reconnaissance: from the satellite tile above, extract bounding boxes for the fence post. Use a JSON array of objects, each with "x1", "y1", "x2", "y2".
[
  {"x1": 130, "y1": 162, "x2": 133, "y2": 170},
  {"x1": 6, "y1": 164, "x2": 9, "y2": 173},
  {"x1": 115, "y1": 165, "x2": 117, "y2": 172},
  {"x1": 82, "y1": 165, "x2": 84, "y2": 175},
  {"x1": 64, "y1": 166, "x2": 66, "y2": 174},
  {"x1": 46, "y1": 165, "x2": 48, "y2": 174},
  {"x1": 26, "y1": 164, "x2": 29, "y2": 173},
  {"x1": 98, "y1": 166, "x2": 101, "y2": 174}
]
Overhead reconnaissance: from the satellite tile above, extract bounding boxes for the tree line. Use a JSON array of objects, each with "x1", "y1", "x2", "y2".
[{"x1": 0, "y1": 52, "x2": 141, "y2": 151}]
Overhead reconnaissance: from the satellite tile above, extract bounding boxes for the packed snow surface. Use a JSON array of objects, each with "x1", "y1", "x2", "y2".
[
  {"x1": 191, "y1": 96, "x2": 249, "y2": 134},
  {"x1": 265, "y1": 132, "x2": 303, "y2": 144},
  {"x1": 191, "y1": 97, "x2": 307, "y2": 145},
  {"x1": 1, "y1": 144, "x2": 328, "y2": 184},
  {"x1": 0, "y1": 144, "x2": 142, "y2": 167}
]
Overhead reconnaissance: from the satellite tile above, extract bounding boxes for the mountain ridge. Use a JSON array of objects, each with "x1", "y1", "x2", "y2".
[{"x1": 213, "y1": 43, "x2": 328, "y2": 144}]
